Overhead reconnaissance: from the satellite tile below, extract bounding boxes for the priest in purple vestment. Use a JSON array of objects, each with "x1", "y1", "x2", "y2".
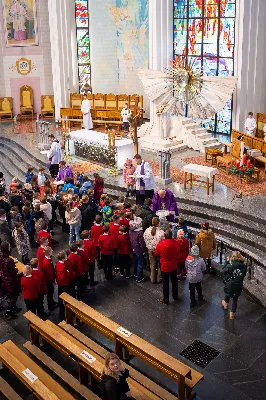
[
  {"x1": 151, "y1": 189, "x2": 179, "y2": 221},
  {"x1": 56, "y1": 160, "x2": 74, "y2": 182}
]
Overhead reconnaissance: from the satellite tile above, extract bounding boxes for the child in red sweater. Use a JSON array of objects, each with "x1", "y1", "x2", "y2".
[
  {"x1": 91, "y1": 215, "x2": 104, "y2": 269},
  {"x1": 37, "y1": 237, "x2": 49, "y2": 271},
  {"x1": 56, "y1": 251, "x2": 70, "y2": 311},
  {"x1": 30, "y1": 258, "x2": 49, "y2": 319},
  {"x1": 98, "y1": 224, "x2": 114, "y2": 280},
  {"x1": 37, "y1": 221, "x2": 53, "y2": 248},
  {"x1": 42, "y1": 247, "x2": 58, "y2": 311},
  {"x1": 21, "y1": 265, "x2": 40, "y2": 314},
  {"x1": 109, "y1": 215, "x2": 120, "y2": 271},
  {"x1": 81, "y1": 230, "x2": 98, "y2": 286},
  {"x1": 117, "y1": 225, "x2": 132, "y2": 278},
  {"x1": 68, "y1": 243, "x2": 84, "y2": 297},
  {"x1": 176, "y1": 229, "x2": 190, "y2": 280},
  {"x1": 76, "y1": 239, "x2": 90, "y2": 288}
]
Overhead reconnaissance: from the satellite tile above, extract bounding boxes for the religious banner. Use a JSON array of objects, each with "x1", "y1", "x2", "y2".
[{"x1": 2, "y1": 0, "x2": 39, "y2": 47}]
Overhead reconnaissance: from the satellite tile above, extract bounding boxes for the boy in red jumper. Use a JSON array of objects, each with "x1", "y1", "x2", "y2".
[
  {"x1": 117, "y1": 225, "x2": 132, "y2": 278},
  {"x1": 30, "y1": 258, "x2": 49, "y2": 319},
  {"x1": 21, "y1": 265, "x2": 40, "y2": 314},
  {"x1": 98, "y1": 224, "x2": 114, "y2": 280},
  {"x1": 37, "y1": 221, "x2": 53, "y2": 248},
  {"x1": 91, "y1": 215, "x2": 104, "y2": 269},
  {"x1": 56, "y1": 251, "x2": 70, "y2": 311},
  {"x1": 37, "y1": 237, "x2": 48, "y2": 271},
  {"x1": 42, "y1": 247, "x2": 58, "y2": 311},
  {"x1": 109, "y1": 215, "x2": 120, "y2": 271},
  {"x1": 76, "y1": 239, "x2": 90, "y2": 289},
  {"x1": 81, "y1": 231, "x2": 98, "y2": 286},
  {"x1": 68, "y1": 243, "x2": 84, "y2": 298}
]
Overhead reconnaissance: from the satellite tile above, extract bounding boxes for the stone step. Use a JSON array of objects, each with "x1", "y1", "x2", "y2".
[
  {"x1": 0, "y1": 136, "x2": 46, "y2": 167},
  {"x1": 194, "y1": 132, "x2": 211, "y2": 139},
  {"x1": 181, "y1": 118, "x2": 194, "y2": 125},
  {"x1": 185, "y1": 124, "x2": 202, "y2": 130},
  {"x1": 203, "y1": 142, "x2": 222, "y2": 149},
  {"x1": 202, "y1": 137, "x2": 220, "y2": 144}
]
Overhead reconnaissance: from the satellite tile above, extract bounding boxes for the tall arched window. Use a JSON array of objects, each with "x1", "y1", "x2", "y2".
[
  {"x1": 174, "y1": 0, "x2": 236, "y2": 135},
  {"x1": 75, "y1": 1, "x2": 91, "y2": 93}
]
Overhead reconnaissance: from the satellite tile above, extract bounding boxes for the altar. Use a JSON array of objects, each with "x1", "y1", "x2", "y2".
[{"x1": 69, "y1": 130, "x2": 134, "y2": 170}]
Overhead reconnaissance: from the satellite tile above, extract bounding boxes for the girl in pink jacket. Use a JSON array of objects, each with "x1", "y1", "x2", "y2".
[{"x1": 123, "y1": 159, "x2": 136, "y2": 198}]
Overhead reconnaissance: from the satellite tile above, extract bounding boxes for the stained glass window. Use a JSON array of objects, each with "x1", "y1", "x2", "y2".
[
  {"x1": 75, "y1": 0, "x2": 91, "y2": 93},
  {"x1": 174, "y1": 0, "x2": 236, "y2": 135}
]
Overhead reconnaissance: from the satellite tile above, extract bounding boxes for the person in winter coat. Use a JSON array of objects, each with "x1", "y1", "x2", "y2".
[
  {"x1": 0, "y1": 188, "x2": 11, "y2": 216},
  {"x1": 173, "y1": 217, "x2": 189, "y2": 239},
  {"x1": 65, "y1": 201, "x2": 81, "y2": 245},
  {"x1": 0, "y1": 242, "x2": 21, "y2": 319},
  {"x1": 61, "y1": 178, "x2": 79, "y2": 195},
  {"x1": 40, "y1": 197, "x2": 53, "y2": 233},
  {"x1": 123, "y1": 159, "x2": 136, "y2": 198},
  {"x1": 101, "y1": 353, "x2": 135, "y2": 400},
  {"x1": 195, "y1": 222, "x2": 216, "y2": 272},
  {"x1": 154, "y1": 229, "x2": 179, "y2": 305},
  {"x1": 22, "y1": 206, "x2": 37, "y2": 247},
  {"x1": 12, "y1": 222, "x2": 31, "y2": 264},
  {"x1": 176, "y1": 229, "x2": 190, "y2": 279},
  {"x1": 79, "y1": 176, "x2": 92, "y2": 196},
  {"x1": 143, "y1": 217, "x2": 164, "y2": 284},
  {"x1": 129, "y1": 216, "x2": 146, "y2": 283},
  {"x1": 185, "y1": 245, "x2": 205, "y2": 307},
  {"x1": 93, "y1": 173, "x2": 104, "y2": 201},
  {"x1": 101, "y1": 198, "x2": 114, "y2": 225},
  {"x1": 79, "y1": 195, "x2": 96, "y2": 232},
  {"x1": 222, "y1": 251, "x2": 247, "y2": 320},
  {"x1": 135, "y1": 199, "x2": 156, "y2": 232},
  {"x1": 25, "y1": 167, "x2": 34, "y2": 184},
  {"x1": 9, "y1": 188, "x2": 24, "y2": 213},
  {"x1": 0, "y1": 210, "x2": 14, "y2": 247}
]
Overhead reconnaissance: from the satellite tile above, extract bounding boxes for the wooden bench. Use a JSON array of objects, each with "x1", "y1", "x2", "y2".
[
  {"x1": 0, "y1": 375, "x2": 23, "y2": 400},
  {"x1": 60, "y1": 293, "x2": 203, "y2": 399},
  {"x1": 0, "y1": 340, "x2": 74, "y2": 400},
  {"x1": 254, "y1": 155, "x2": 266, "y2": 171},
  {"x1": 58, "y1": 117, "x2": 123, "y2": 131},
  {"x1": 59, "y1": 321, "x2": 177, "y2": 400},
  {"x1": 24, "y1": 311, "x2": 158, "y2": 400}
]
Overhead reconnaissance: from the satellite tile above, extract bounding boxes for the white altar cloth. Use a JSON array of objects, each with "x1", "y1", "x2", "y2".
[
  {"x1": 182, "y1": 163, "x2": 219, "y2": 178},
  {"x1": 69, "y1": 130, "x2": 134, "y2": 170}
]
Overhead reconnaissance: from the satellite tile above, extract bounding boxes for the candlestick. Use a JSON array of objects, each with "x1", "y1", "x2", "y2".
[{"x1": 236, "y1": 161, "x2": 240, "y2": 169}]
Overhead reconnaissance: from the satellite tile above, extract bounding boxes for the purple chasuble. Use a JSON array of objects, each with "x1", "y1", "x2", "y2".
[{"x1": 151, "y1": 190, "x2": 179, "y2": 220}]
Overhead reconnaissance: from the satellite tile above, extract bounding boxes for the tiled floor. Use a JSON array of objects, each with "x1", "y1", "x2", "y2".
[{"x1": 0, "y1": 226, "x2": 266, "y2": 400}]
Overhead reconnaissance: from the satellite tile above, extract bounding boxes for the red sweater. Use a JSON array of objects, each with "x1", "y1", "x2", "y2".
[
  {"x1": 42, "y1": 256, "x2": 55, "y2": 283},
  {"x1": 37, "y1": 246, "x2": 45, "y2": 271},
  {"x1": 91, "y1": 225, "x2": 104, "y2": 247},
  {"x1": 109, "y1": 223, "x2": 120, "y2": 248},
  {"x1": 98, "y1": 234, "x2": 114, "y2": 256},
  {"x1": 65, "y1": 259, "x2": 75, "y2": 281},
  {"x1": 32, "y1": 269, "x2": 47, "y2": 295},
  {"x1": 55, "y1": 261, "x2": 70, "y2": 286},
  {"x1": 119, "y1": 218, "x2": 130, "y2": 228},
  {"x1": 83, "y1": 239, "x2": 97, "y2": 263},
  {"x1": 68, "y1": 252, "x2": 84, "y2": 277},
  {"x1": 117, "y1": 233, "x2": 131, "y2": 255},
  {"x1": 154, "y1": 239, "x2": 179, "y2": 272},
  {"x1": 176, "y1": 238, "x2": 190, "y2": 264},
  {"x1": 21, "y1": 275, "x2": 40, "y2": 300},
  {"x1": 77, "y1": 248, "x2": 89, "y2": 272},
  {"x1": 38, "y1": 230, "x2": 53, "y2": 248}
]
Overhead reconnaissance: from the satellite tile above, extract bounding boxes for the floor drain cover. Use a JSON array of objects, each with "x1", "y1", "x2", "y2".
[{"x1": 180, "y1": 340, "x2": 220, "y2": 369}]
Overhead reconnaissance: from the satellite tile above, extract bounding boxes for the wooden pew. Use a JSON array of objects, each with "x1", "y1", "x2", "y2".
[
  {"x1": 24, "y1": 311, "x2": 158, "y2": 400},
  {"x1": 0, "y1": 341, "x2": 71, "y2": 400},
  {"x1": 0, "y1": 375, "x2": 23, "y2": 400},
  {"x1": 59, "y1": 321, "x2": 177, "y2": 400},
  {"x1": 60, "y1": 293, "x2": 203, "y2": 400}
]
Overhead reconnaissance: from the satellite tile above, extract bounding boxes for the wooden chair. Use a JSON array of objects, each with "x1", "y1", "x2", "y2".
[
  {"x1": 41, "y1": 95, "x2": 54, "y2": 118},
  {"x1": 0, "y1": 97, "x2": 13, "y2": 121},
  {"x1": 107, "y1": 110, "x2": 122, "y2": 120},
  {"x1": 117, "y1": 94, "x2": 129, "y2": 110},
  {"x1": 70, "y1": 93, "x2": 82, "y2": 109},
  {"x1": 86, "y1": 93, "x2": 94, "y2": 109},
  {"x1": 256, "y1": 112, "x2": 266, "y2": 138},
  {"x1": 216, "y1": 138, "x2": 241, "y2": 171},
  {"x1": 60, "y1": 108, "x2": 72, "y2": 118},
  {"x1": 20, "y1": 85, "x2": 34, "y2": 119},
  {"x1": 0, "y1": 376, "x2": 23, "y2": 400},
  {"x1": 106, "y1": 93, "x2": 117, "y2": 110},
  {"x1": 94, "y1": 93, "x2": 105, "y2": 109}
]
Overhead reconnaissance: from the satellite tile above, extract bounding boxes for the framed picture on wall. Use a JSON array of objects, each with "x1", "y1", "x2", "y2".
[{"x1": 3, "y1": 0, "x2": 39, "y2": 47}]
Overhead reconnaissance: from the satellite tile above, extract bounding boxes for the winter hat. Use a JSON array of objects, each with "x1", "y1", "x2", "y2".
[
  {"x1": 129, "y1": 216, "x2": 142, "y2": 230},
  {"x1": 190, "y1": 245, "x2": 200, "y2": 257},
  {"x1": 202, "y1": 222, "x2": 209, "y2": 230}
]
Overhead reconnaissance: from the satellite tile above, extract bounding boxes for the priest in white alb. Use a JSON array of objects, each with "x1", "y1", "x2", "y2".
[
  {"x1": 245, "y1": 112, "x2": 257, "y2": 137},
  {"x1": 81, "y1": 93, "x2": 93, "y2": 130}
]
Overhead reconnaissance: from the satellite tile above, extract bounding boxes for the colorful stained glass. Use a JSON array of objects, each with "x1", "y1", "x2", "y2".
[
  {"x1": 174, "y1": 0, "x2": 236, "y2": 135},
  {"x1": 77, "y1": 29, "x2": 89, "y2": 47},
  {"x1": 78, "y1": 47, "x2": 90, "y2": 64},
  {"x1": 76, "y1": 1, "x2": 88, "y2": 18},
  {"x1": 75, "y1": 0, "x2": 91, "y2": 92},
  {"x1": 76, "y1": 18, "x2": 88, "y2": 28}
]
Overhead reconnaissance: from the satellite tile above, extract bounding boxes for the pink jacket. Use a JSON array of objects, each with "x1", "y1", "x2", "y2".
[{"x1": 123, "y1": 165, "x2": 136, "y2": 185}]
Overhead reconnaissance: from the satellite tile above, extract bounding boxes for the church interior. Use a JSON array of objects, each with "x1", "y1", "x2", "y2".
[{"x1": 0, "y1": 1, "x2": 266, "y2": 400}]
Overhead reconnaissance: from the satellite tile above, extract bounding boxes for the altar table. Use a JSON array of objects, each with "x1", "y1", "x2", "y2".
[
  {"x1": 69, "y1": 130, "x2": 134, "y2": 170},
  {"x1": 182, "y1": 163, "x2": 219, "y2": 195}
]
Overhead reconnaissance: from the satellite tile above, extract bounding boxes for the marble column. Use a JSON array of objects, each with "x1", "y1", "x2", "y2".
[
  {"x1": 48, "y1": 0, "x2": 79, "y2": 118},
  {"x1": 233, "y1": 0, "x2": 266, "y2": 132}
]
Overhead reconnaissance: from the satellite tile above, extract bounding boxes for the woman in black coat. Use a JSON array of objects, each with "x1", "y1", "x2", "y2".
[
  {"x1": 222, "y1": 251, "x2": 247, "y2": 320},
  {"x1": 101, "y1": 353, "x2": 135, "y2": 400}
]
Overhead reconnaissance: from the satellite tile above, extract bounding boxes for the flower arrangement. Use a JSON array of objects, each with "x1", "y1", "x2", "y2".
[
  {"x1": 74, "y1": 141, "x2": 110, "y2": 165},
  {"x1": 227, "y1": 161, "x2": 255, "y2": 178}
]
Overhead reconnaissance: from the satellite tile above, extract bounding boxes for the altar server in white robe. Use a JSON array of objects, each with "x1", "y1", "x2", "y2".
[
  {"x1": 81, "y1": 93, "x2": 93, "y2": 130},
  {"x1": 245, "y1": 112, "x2": 257, "y2": 137}
]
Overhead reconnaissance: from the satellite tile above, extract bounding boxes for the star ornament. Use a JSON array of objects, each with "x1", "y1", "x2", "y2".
[{"x1": 138, "y1": 58, "x2": 238, "y2": 119}]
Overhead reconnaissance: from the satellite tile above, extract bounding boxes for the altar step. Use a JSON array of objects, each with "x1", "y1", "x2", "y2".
[{"x1": 181, "y1": 119, "x2": 222, "y2": 153}]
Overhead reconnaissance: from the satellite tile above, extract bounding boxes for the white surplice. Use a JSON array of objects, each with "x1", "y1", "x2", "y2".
[
  {"x1": 245, "y1": 117, "x2": 257, "y2": 136},
  {"x1": 81, "y1": 99, "x2": 93, "y2": 130}
]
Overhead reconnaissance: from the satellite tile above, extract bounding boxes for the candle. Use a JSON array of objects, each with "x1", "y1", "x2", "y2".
[
  {"x1": 247, "y1": 160, "x2": 251, "y2": 168},
  {"x1": 236, "y1": 161, "x2": 240, "y2": 169},
  {"x1": 243, "y1": 154, "x2": 247, "y2": 165},
  {"x1": 232, "y1": 159, "x2": 235, "y2": 165}
]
